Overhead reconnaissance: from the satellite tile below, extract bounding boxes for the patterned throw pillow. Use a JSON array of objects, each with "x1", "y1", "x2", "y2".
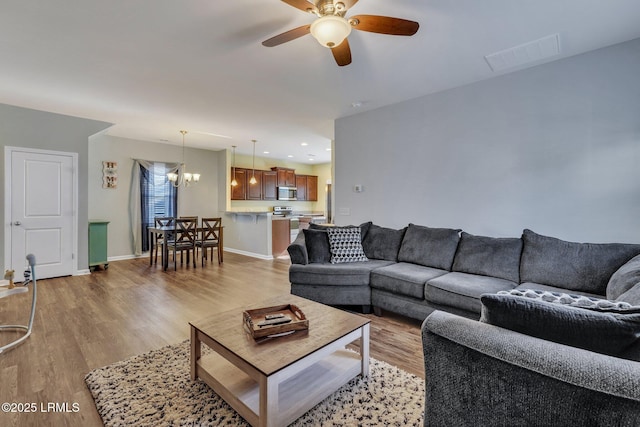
[
  {"x1": 499, "y1": 289, "x2": 640, "y2": 313},
  {"x1": 326, "y1": 227, "x2": 368, "y2": 264}
]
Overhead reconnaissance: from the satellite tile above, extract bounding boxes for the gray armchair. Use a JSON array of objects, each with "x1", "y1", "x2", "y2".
[{"x1": 421, "y1": 311, "x2": 640, "y2": 426}]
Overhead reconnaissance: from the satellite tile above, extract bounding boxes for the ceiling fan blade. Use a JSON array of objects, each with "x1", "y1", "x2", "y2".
[
  {"x1": 349, "y1": 15, "x2": 419, "y2": 36},
  {"x1": 331, "y1": 38, "x2": 352, "y2": 66},
  {"x1": 341, "y1": 0, "x2": 360, "y2": 10},
  {"x1": 280, "y1": 0, "x2": 318, "y2": 15},
  {"x1": 262, "y1": 25, "x2": 311, "y2": 47}
]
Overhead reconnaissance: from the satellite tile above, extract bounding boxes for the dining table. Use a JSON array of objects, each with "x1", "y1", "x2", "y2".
[{"x1": 149, "y1": 225, "x2": 223, "y2": 271}]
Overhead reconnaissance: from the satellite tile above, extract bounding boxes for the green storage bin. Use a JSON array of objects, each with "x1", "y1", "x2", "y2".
[{"x1": 89, "y1": 220, "x2": 109, "y2": 271}]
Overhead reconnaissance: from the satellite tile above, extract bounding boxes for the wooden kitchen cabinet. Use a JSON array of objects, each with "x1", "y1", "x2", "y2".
[
  {"x1": 272, "y1": 167, "x2": 296, "y2": 187},
  {"x1": 272, "y1": 218, "x2": 291, "y2": 257},
  {"x1": 307, "y1": 175, "x2": 318, "y2": 201},
  {"x1": 295, "y1": 174, "x2": 318, "y2": 201},
  {"x1": 263, "y1": 170, "x2": 277, "y2": 200},
  {"x1": 295, "y1": 175, "x2": 307, "y2": 201},
  {"x1": 246, "y1": 170, "x2": 263, "y2": 200},
  {"x1": 231, "y1": 168, "x2": 247, "y2": 200}
]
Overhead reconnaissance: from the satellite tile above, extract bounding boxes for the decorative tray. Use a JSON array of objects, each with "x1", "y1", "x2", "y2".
[{"x1": 243, "y1": 304, "x2": 308, "y2": 340}]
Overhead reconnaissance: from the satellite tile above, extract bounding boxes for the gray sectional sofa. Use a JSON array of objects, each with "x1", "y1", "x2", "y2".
[
  {"x1": 289, "y1": 222, "x2": 640, "y2": 423},
  {"x1": 422, "y1": 309, "x2": 640, "y2": 426},
  {"x1": 287, "y1": 222, "x2": 640, "y2": 320}
]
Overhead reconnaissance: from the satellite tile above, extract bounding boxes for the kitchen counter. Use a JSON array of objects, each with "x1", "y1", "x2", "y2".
[{"x1": 225, "y1": 210, "x2": 271, "y2": 224}]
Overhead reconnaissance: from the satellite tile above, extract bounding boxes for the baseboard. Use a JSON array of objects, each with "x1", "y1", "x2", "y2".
[
  {"x1": 222, "y1": 248, "x2": 274, "y2": 260},
  {"x1": 108, "y1": 254, "x2": 145, "y2": 262}
]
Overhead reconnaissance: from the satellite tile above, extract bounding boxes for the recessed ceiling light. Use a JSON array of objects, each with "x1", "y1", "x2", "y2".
[
  {"x1": 287, "y1": 155, "x2": 294, "y2": 158},
  {"x1": 351, "y1": 101, "x2": 363, "y2": 108},
  {"x1": 301, "y1": 142, "x2": 308, "y2": 146},
  {"x1": 263, "y1": 151, "x2": 270, "y2": 154},
  {"x1": 326, "y1": 148, "x2": 332, "y2": 151},
  {"x1": 308, "y1": 158, "x2": 315, "y2": 161}
]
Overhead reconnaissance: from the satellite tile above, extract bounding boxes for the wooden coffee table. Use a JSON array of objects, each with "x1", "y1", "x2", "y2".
[{"x1": 190, "y1": 294, "x2": 370, "y2": 427}]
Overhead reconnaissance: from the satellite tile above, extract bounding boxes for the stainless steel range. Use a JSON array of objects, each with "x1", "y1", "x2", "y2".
[{"x1": 272, "y1": 206, "x2": 294, "y2": 217}]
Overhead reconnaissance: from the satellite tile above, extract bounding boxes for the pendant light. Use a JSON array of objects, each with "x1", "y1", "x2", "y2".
[
  {"x1": 167, "y1": 130, "x2": 201, "y2": 187},
  {"x1": 249, "y1": 139, "x2": 257, "y2": 185},
  {"x1": 230, "y1": 145, "x2": 238, "y2": 187}
]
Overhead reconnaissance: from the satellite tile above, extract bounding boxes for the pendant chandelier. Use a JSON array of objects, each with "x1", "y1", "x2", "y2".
[
  {"x1": 249, "y1": 139, "x2": 257, "y2": 185},
  {"x1": 167, "y1": 130, "x2": 201, "y2": 187},
  {"x1": 230, "y1": 145, "x2": 238, "y2": 186}
]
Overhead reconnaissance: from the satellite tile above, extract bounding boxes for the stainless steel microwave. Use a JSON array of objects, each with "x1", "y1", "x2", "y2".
[{"x1": 277, "y1": 186, "x2": 297, "y2": 201}]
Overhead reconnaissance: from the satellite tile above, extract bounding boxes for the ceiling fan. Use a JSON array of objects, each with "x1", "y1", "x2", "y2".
[{"x1": 262, "y1": 0, "x2": 419, "y2": 66}]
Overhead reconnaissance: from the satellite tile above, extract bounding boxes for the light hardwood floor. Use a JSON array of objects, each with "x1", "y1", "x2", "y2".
[{"x1": 0, "y1": 253, "x2": 424, "y2": 427}]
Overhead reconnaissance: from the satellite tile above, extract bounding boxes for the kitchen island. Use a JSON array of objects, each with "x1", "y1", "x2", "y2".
[{"x1": 220, "y1": 209, "x2": 327, "y2": 259}]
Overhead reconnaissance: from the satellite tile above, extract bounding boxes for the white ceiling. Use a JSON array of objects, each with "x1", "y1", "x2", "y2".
[{"x1": 1, "y1": 0, "x2": 640, "y2": 164}]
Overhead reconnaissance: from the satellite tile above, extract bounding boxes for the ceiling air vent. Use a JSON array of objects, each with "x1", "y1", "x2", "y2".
[{"x1": 484, "y1": 33, "x2": 560, "y2": 72}]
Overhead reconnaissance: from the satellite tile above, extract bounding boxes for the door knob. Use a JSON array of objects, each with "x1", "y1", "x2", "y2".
[{"x1": 13, "y1": 221, "x2": 21, "y2": 226}]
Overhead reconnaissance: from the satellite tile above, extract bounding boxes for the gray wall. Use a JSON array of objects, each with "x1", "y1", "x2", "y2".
[
  {"x1": 335, "y1": 38, "x2": 640, "y2": 243},
  {"x1": 0, "y1": 103, "x2": 111, "y2": 269}
]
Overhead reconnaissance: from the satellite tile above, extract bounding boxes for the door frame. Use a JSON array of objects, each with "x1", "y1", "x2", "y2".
[{"x1": 4, "y1": 146, "x2": 79, "y2": 275}]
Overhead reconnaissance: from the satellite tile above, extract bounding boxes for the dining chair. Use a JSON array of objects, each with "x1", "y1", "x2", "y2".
[
  {"x1": 154, "y1": 217, "x2": 174, "y2": 265},
  {"x1": 0, "y1": 254, "x2": 37, "y2": 354},
  {"x1": 168, "y1": 218, "x2": 197, "y2": 270},
  {"x1": 196, "y1": 217, "x2": 223, "y2": 266}
]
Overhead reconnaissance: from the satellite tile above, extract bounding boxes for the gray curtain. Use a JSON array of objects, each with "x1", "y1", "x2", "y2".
[{"x1": 129, "y1": 159, "x2": 179, "y2": 256}]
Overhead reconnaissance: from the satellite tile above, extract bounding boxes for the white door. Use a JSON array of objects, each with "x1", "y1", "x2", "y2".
[{"x1": 5, "y1": 147, "x2": 77, "y2": 279}]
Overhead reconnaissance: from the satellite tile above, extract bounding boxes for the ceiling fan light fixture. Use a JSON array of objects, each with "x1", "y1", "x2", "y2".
[{"x1": 310, "y1": 15, "x2": 352, "y2": 48}]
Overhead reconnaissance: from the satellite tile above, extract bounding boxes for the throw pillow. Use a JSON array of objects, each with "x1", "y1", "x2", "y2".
[
  {"x1": 519, "y1": 229, "x2": 640, "y2": 294},
  {"x1": 397, "y1": 224, "x2": 461, "y2": 270},
  {"x1": 500, "y1": 289, "x2": 640, "y2": 313},
  {"x1": 309, "y1": 221, "x2": 372, "y2": 240},
  {"x1": 326, "y1": 227, "x2": 368, "y2": 264},
  {"x1": 480, "y1": 292, "x2": 640, "y2": 361},
  {"x1": 303, "y1": 229, "x2": 331, "y2": 264},
  {"x1": 361, "y1": 224, "x2": 406, "y2": 261},
  {"x1": 607, "y1": 254, "x2": 640, "y2": 300},
  {"x1": 451, "y1": 232, "x2": 522, "y2": 283}
]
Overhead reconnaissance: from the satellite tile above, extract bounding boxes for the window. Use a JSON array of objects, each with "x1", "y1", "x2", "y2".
[{"x1": 140, "y1": 162, "x2": 177, "y2": 251}]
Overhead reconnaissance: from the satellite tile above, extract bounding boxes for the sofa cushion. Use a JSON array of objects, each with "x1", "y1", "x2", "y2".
[
  {"x1": 327, "y1": 227, "x2": 368, "y2": 264},
  {"x1": 452, "y1": 232, "x2": 522, "y2": 283},
  {"x1": 426, "y1": 272, "x2": 517, "y2": 314},
  {"x1": 370, "y1": 263, "x2": 448, "y2": 299},
  {"x1": 287, "y1": 230, "x2": 308, "y2": 265},
  {"x1": 480, "y1": 292, "x2": 640, "y2": 361},
  {"x1": 397, "y1": 224, "x2": 461, "y2": 270},
  {"x1": 617, "y1": 284, "x2": 640, "y2": 306},
  {"x1": 303, "y1": 229, "x2": 331, "y2": 264},
  {"x1": 289, "y1": 260, "x2": 395, "y2": 286},
  {"x1": 519, "y1": 229, "x2": 640, "y2": 294},
  {"x1": 607, "y1": 254, "x2": 640, "y2": 300},
  {"x1": 362, "y1": 224, "x2": 406, "y2": 261}
]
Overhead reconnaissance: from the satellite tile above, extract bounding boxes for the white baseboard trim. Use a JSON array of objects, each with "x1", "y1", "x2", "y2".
[
  {"x1": 75, "y1": 269, "x2": 91, "y2": 276},
  {"x1": 223, "y1": 247, "x2": 274, "y2": 260},
  {"x1": 108, "y1": 254, "x2": 145, "y2": 262}
]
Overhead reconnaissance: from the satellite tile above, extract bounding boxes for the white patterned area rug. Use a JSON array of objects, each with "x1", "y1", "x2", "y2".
[{"x1": 85, "y1": 340, "x2": 424, "y2": 426}]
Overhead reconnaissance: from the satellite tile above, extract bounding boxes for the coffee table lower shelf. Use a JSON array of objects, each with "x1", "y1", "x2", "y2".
[{"x1": 192, "y1": 327, "x2": 369, "y2": 427}]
